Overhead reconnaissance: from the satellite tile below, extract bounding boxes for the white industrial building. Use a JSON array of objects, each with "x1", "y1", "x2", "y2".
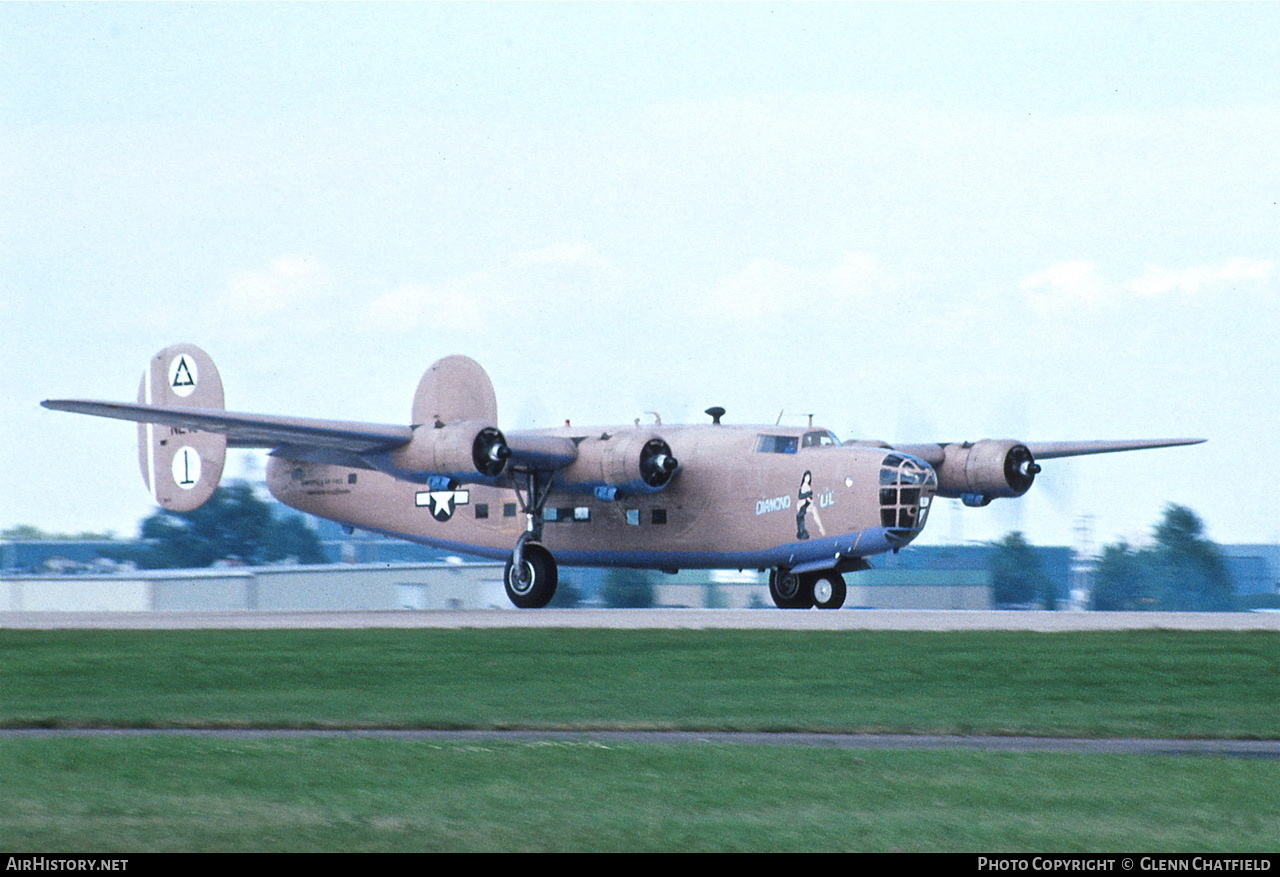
[{"x1": 1, "y1": 562, "x2": 993, "y2": 612}]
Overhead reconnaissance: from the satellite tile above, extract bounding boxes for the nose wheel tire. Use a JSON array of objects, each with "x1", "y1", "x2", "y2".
[
  {"x1": 504, "y1": 542, "x2": 558, "y2": 608},
  {"x1": 811, "y1": 572, "x2": 846, "y2": 610},
  {"x1": 769, "y1": 569, "x2": 846, "y2": 609}
]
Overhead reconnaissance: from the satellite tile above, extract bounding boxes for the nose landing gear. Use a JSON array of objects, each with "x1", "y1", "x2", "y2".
[{"x1": 769, "y1": 568, "x2": 846, "y2": 610}]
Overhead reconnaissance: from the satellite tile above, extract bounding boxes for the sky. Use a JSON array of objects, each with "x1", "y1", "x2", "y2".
[{"x1": 2, "y1": 3, "x2": 1277, "y2": 552}]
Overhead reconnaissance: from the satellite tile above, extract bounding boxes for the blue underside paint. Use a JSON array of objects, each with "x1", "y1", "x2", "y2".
[{"x1": 334, "y1": 523, "x2": 917, "y2": 571}]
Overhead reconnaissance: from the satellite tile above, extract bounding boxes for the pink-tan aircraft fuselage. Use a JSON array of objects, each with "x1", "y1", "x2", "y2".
[{"x1": 45, "y1": 344, "x2": 1203, "y2": 608}]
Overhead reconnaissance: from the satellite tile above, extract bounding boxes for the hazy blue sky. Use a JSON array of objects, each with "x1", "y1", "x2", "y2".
[{"x1": 3, "y1": 3, "x2": 1277, "y2": 550}]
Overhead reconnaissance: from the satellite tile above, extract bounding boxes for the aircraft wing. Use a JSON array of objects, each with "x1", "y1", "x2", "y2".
[
  {"x1": 502, "y1": 432, "x2": 581, "y2": 471},
  {"x1": 1021, "y1": 439, "x2": 1206, "y2": 459},
  {"x1": 41, "y1": 399, "x2": 581, "y2": 477},
  {"x1": 890, "y1": 438, "x2": 1204, "y2": 465},
  {"x1": 41, "y1": 399, "x2": 412, "y2": 454}
]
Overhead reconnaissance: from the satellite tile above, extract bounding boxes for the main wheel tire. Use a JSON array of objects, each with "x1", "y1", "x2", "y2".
[
  {"x1": 504, "y1": 543, "x2": 558, "y2": 608},
  {"x1": 811, "y1": 572, "x2": 846, "y2": 610},
  {"x1": 769, "y1": 568, "x2": 814, "y2": 609}
]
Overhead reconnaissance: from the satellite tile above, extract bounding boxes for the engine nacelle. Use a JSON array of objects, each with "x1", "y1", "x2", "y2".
[
  {"x1": 932, "y1": 439, "x2": 1041, "y2": 503},
  {"x1": 389, "y1": 420, "x2": 510, "y2": 482},
  {"x1": 557, "y1": 432, "x2": 679, "y2": 498}
]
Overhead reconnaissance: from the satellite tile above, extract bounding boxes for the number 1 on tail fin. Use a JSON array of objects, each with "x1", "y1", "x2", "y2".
[{"x1": 136, "y1": 344, "x2": 227, "y2": 512}]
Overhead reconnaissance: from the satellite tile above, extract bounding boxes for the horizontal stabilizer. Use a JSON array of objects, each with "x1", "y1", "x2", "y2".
[{"x1": 42, "y1": 399, "x2": 412, "y2": 454}]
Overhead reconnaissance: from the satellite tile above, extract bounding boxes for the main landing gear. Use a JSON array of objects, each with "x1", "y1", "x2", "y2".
[
  {"x1": 505, "y1": 537, "x2": 557, "y2": 608},
  {"x1": 769, "y1": 568, "x2": 846, "y2": 610},
  {"x1": 504, "y1": 470, "x2": 559, "y2": 608}
]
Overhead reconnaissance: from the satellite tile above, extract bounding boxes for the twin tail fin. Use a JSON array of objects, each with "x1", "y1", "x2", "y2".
[{"x1": 136, "y1": 344, "x2": 227, "y2": 512}]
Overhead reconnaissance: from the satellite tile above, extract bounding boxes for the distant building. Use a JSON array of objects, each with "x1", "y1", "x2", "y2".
[
  {"x1": 882, "y1": 543, "x2": 1074, "y2": 605},
  {"x1": 6, "y1": 532, "x2": 1276, "y2": 611},
  {"x1": 848, "y1": 569, "x2": 992, "y2": 610},
  {"x1": 0, "y1": 539, "x2": 136, "y2": 575},
  {"x1": 1219, "y1": 545, "x2": 1280, "y2": 595},
  {"x1": 1, "y1": 562, "x2": 507, "y2": 612},
  {"x1": 310, "y1": 517, "x2": 488, "y2": 565}
]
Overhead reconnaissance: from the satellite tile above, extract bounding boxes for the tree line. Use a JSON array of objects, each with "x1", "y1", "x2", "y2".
[
  {"x1": 96, "y1": 482, "x2": 327, "y2": 569},
  {"x1": 989, "y1": 504, "x2": 1235, "y2": 611},
  {"x1": 8, "y1": 491, "x2": 1237, "y2": 611}
]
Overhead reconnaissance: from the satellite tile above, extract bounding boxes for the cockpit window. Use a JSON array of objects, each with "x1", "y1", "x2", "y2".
[
  {"x1": 801, "y1": 430, "x2": 841, "y2": 448},
  {"x1": 756, "y1": 435, "x2": 799, "y2": 454}
]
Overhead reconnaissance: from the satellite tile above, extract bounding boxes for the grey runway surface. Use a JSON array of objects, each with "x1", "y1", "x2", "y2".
[
  {"x1": 5, "y1": 608, "x2": 1280, "y2": 630},
  {"x1": 4, "y1": 728, "x2": 1279, "y2": 758}
]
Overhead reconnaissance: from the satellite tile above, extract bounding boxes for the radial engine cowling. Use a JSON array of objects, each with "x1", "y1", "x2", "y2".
[
  {"x1": 932, "y1": 440, "x2": 1041, "y2": 506},
  {"x1": 559, "y1": 432, "x2": 679, "y2": 499},
  {"x1": 389, "y1": 420, "x2": 510, "y2": 481}
]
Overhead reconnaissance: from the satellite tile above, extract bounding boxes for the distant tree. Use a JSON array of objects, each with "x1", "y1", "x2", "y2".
[
  {"x1": 1149, "y1": 504, "x2": 1234, "y2": 612},
  {"x1": 704, "y1": 581, "x2": 729, "y2": 609},
  {"x1": 602, "y1": 568, "x2": 656, "y2": 608},
  {"x1": 989, "y1": 531, "x2": 1054, "y2": 608},
  {"x1": 1091, "y1": 506, "x2": 1234, "y2": 612},
  {"x1": 1, "y1": 525, "x2": 48, "y2": 540},
  {"x1": 2, "y1": 524, "x2": 118, "y2": 540},
  {"x1": 138, "y1": 482, "x2": 326, "y2": 569},
  {"x1": 548, "y1": 577, "x2": 584, "y2": 608},
  {"x1": 261, "y1": 514, "x2": 330, "y2": 565},
  {"x1": 1091, "y1": 540, "x2": 1154, "y2": 611}
]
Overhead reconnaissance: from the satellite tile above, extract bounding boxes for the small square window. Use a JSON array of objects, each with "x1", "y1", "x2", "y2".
[
  {"x1": 651, "y1": 509, "x2": 667, "y2": 525},
  {"x1": 625, "y1": 509, "x2": 640, "y2": 526},
  {"x1": 574, "y1": 507, "x2": 591, "y2": 522},
  {"x1": 504, "y1": 502, "x2": 518, "y2": 517},
  {"x1": 475, "y1": 503, "x2": 489, "y2": 519},
  {"x1": 347, "y1": 473, "x2": 358, "y2": 484}
]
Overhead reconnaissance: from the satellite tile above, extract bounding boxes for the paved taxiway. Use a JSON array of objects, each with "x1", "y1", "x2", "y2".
[
  {"x1": 4, "y1": 728, "x2": 1278, "y2": 758},
  {"x1": 3, "y1": 608, "x2": 1280, "y2": 630}
]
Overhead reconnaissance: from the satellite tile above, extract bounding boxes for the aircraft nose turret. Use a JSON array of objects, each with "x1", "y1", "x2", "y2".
[{"x1": 879, "y1": 452, "x2": 938, "y2": 546}]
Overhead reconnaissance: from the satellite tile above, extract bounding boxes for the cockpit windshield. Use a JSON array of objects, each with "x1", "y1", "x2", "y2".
[
  {"x1": 756, "y1": 435, "x2": 799, "y2": 454},
  {"x1": 801, "y1": 430, "x2": 841, "y2": 448},
  {"x1": 757, "y1": 430, "x2": 842, "y2": 453}
]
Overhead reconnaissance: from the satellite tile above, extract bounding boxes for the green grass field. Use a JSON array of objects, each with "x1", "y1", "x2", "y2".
[
  {"x1": 3, "y1": 628, "x2": 1279, "y2": 736},
  {"x1": 3, "y1": 628, "x2": 1278, "y2": 851},
  {"x1": 4, "y1": 737, "x2": 1278, "y2": 852}
]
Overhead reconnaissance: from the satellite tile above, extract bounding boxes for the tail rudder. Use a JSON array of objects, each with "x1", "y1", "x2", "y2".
[
  {"x1": 137, "y1": 344, "x2": 227, "y2": 511},
  {"x1": 411, "y1": 355, "x2": 498, "y2": 425}
]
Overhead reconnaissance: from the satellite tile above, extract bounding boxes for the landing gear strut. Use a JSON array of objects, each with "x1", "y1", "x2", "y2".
[
  {"x1": 505, "y1": 469, "x2": 559, "y2": 608},
  {"x1": 769, "y1": 568, "x2": 846, "y2": 610}
]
